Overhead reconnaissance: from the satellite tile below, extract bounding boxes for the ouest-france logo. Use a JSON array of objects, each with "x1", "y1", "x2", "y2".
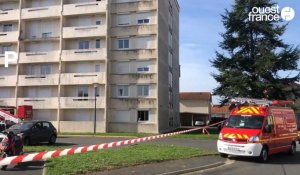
[{"x1": 248, "y1": 5, "x2": 295, "y2": 22}]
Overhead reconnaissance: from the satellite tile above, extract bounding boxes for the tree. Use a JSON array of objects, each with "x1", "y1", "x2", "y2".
[{"x1": 211, "y1": 0, "x2": 300, "y2": 104}]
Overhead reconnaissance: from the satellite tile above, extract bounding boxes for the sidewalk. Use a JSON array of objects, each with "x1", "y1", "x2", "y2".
[{"x1": 88, "y1": 156, "x2": 225, "y2": 175}]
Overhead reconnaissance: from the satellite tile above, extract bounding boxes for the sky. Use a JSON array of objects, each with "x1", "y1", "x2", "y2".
[{"x1": 178, "y1": 0, "x2": 300, "y2": 103}]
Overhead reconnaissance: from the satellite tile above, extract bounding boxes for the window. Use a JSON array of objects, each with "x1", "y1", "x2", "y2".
[
  {"x1": 78, "y1": 86, "x2": 89, "y2": 97},
  {"x1": 1, "y1": 45, "x2": 11, "y2": 54},
  {"x1": 168, "y1": 32, "x2": 173, "y2": 49},
  {"x1": 79, "y1": 40, "x2": 89, "y2": 49},
  {"x1": 168, "y1": 51, "x2": 173, "y2": 68},
  {"x1": 95, "y1": 86, "x2": 100, "y2": 97},
  {"x1": 41, "y1": 64, "x2": 51, "y2": 75},
  {"x1": 169, "y1": 72, "x2": 173, "y2": 88},
  {"x1": 3, "y1": 24, "x2": 12, "y2": 32},
  {"x1": 137, "y1": 85, "x2": 149, "y2": 97},
  {"x1": 137, "y1": 19, "x2": 150, "y2": 24},
  {"x1": 117, "y1": 85, "x2": 129, "y2": 97},
  {"x1": 96, "y1": 39, "x2": 101, "y2": 48},
  {"x1": 138, "y1": 111, "x2": 149, "y2": 122},
  {"x1": 42, "y1": 122, "x2": 50, "y2": 129},
  {"x1": 32, "y1": 122, "x2": 42, "y2": 131},
  {"x1": 117, "y1": 14, "x2": 130, "y2": 26},
  {"x1": 29, "y1": 65, "x2": 35, "y2": 75},
  {"x1": 95, "y1": 64, "x2": 101, "y2": 72},
  {"x1": 118, "y1": 39, "x2": 129, "y2": 49},
  {"x1": 96, "y1": 21, "x2": 101, "y2": 25},
  {"x1": 137, "y1": 67, "x2": 149, "y2": 73}
]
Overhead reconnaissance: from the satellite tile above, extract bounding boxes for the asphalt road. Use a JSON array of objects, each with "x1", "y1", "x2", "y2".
[{"x1": 187, "y1": 143, "x2": 300, "y2": 175}]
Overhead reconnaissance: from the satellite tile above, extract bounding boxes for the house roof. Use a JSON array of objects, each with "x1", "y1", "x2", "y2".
[
  {"x1": 211, "y1": 105, "x2": 231, "y2": 114},
  {"x1": 180, "y1": 92, "x2": 211, "y2": 101}
]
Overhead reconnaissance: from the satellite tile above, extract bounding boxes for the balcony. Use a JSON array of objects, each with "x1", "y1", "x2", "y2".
[
  {"x1": 18, "y1": 74, "x2": 59, "y2": 86},
  {"x1": 111, "y1": 49, "x2": 157, "y2": 60},
  {"x1": 61, "y1": 49, "x2": 107, "y2": 62},
  {"x1": 110, "y1": 0, "x2": 157, "y2": 13},
  {"x1": 110, "y1": 98, "x2": 156, "y2": 109},
  {"x1": 0, "y1": 31, "x2": 19, "y2": 43},
  {"x1": 0, "y1": 9, "x2": 19, "y2": 22},
  {"x1": 17, "y1": 98, "x2": 58, "y2": 109},
  {"x1": 0, "y1": 98, "x2": 16, "y2": 107},
  {"x1": 63, "y1": 25, "x2": 106, "y2": 38},
  {"x1": 19, "y1": 51, "x2": 60, "y2": 63},
  {"x1": 111, "y1": 25, "x2": 157, "y2": 37},
  {"x1": 60, "y1": 73, "x2": 106, "y2": 85},
  {"x1": 21, "y1": 5, "x2": 61, "y2": 19},
  {"x1": 110, "y1": 74, "x2": 156, "y2": 84},
  {"x1": 60, "y1": 97, "x2": 105, "y2": 109},
  {"x1": 63, "y1": 2, "x2": 106, "y2": 16},
  {"x1": 21, "y1": 33, "x2": 60, "y2": 42},
  {"x1": 0, "y1": 75, "x2": 17, "y2": 86}
]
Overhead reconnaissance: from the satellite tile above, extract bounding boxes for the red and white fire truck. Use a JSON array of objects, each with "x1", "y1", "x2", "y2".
[{"x1": 218, "y1": 98, "x2": 298, "y2": 162}]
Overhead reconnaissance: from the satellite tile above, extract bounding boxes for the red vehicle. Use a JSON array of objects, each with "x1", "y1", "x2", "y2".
[
  {"x1": 0, "y1": 132, "x2": 23, "y2": 170},
  {"x1": 217, "y1": 98, "x2": 298, "y2": 162},
  {"x1": 0, "y1": 105, "x2": 33, "y2": 131}
]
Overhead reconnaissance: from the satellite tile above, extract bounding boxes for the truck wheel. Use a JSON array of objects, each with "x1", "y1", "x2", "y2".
[
  {"x1": 289, "y1": 143, "x2": 296, "y2": 155},
  {"x1": 259, "y1": 146, "x2": 268, "y2": 162},
  {"x1": 220, "y1": 153, "x2": 228, "y2": 158}
]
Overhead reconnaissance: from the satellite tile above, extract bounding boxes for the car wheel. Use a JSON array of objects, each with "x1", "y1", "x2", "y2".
[
  {"x1": 49, "y1": 135, "x2": 56, "y2": 145},
  {"x1": 289, "y1": 143, "x2": 296, "y2": 155},
  {"x1": 259, "y1": 146, "x2": 268, "y2": 162},
  {"x1": 220, "y1": 153, "x2": 228, "y2": 158},
  {"x1": 24, "y1": 137, "x2": 31, "y2": 146}
]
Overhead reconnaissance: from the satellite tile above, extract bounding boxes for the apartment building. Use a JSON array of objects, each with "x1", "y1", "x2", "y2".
[{"x1": 0, "y1": 0, "x2": 180, "y2": 133}]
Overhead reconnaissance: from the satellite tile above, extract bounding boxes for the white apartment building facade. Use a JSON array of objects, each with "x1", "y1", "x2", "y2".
[{"x1": 0, "y1": 0, "x2": 180, "y2": 133}]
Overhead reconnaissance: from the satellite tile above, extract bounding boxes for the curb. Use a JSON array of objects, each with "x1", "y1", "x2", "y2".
[
  {"x1": 157, "y1": 161, "x2": 225, "y2": 175},
  {"x1": 43, "y1": 165, "x2": 46, "y2": 175}
]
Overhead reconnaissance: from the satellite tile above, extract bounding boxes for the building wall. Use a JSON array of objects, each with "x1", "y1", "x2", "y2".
[
  {"x1": 157, "y1": 0, "x2": 180, "y2": 133},
  {"x1": 0, "y1": 0, "x2": 180, "y2": 133},
  {"x1": 180, "y1": 100, "x2": 210, "y2": 114}
]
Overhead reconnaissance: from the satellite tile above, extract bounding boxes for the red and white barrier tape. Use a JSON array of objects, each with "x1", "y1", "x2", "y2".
[{"x1": 0, "y1": 121, "x2": 223, "y2": 166}]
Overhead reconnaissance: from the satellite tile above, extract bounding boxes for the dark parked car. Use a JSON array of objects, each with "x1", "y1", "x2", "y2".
[{"x1": 7, "y1": 121, "x2": 57, "y2": 145}]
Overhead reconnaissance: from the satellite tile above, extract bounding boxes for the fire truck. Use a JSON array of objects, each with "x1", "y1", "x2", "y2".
[
  {"x1": 218, "y1": 98, "x2": 298, "y2": 162},
  {"x1": 0, "y1": 105, "x2": 33, "y2": 131}
]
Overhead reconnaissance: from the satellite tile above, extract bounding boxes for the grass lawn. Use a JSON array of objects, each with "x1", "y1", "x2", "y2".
[
  {"x1": 59, "y1": 132, "x2": 153, "y2": 138},
  {"x1": 43, "y1": 144, "x2": 215, "y2": 175},
  {"x1": 170, "y1": 128, "x2": 219, "y2": 140}
]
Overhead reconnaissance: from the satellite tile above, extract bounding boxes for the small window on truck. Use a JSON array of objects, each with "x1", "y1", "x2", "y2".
[{"x1": 267, "y1": 116, "x2": 273, "y2": 125}]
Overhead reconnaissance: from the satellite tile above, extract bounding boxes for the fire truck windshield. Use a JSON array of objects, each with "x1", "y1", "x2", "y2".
[{"x1": 225, "y1": 115, "x2": 264, "y2": 129}]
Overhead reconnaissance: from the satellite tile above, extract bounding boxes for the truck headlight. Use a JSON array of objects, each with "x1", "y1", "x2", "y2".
[{"x1": 248, "y1": 135, "x2": 260, "y2": 143}]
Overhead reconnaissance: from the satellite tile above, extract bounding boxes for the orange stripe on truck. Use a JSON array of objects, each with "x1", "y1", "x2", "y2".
[{"x1": 237, "y1": 134, "x2": 243, "y2": 139}]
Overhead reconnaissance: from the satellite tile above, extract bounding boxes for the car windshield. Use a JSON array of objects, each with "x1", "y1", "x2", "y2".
[
  {"x1": 225, "y1": 115, "x2": 264, "y2": 129},
  {"x1": 9, "y1": 122, "x2": 33, "y2": 130}
]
